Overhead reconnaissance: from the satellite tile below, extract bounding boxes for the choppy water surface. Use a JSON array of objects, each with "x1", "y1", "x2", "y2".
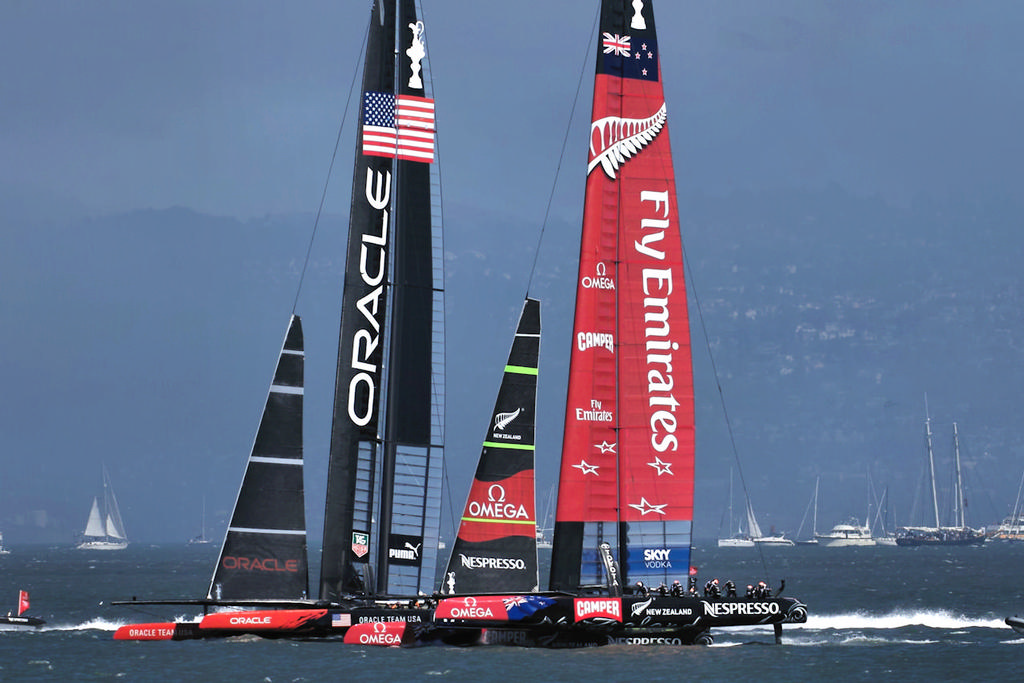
[{"x1": 0, "y1": 543, "x2": 1020, "y2": 681}]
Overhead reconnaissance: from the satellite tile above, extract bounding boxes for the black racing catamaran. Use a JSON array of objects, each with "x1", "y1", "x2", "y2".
[{"x1": 115, "y1": 0, "x2": 445, "y2": 644}]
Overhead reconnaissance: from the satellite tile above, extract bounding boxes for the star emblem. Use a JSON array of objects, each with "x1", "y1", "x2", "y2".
[
  {"x1": 648, "y1": 456, "x2": 673, "y2": 476},
  {"x1": 629, "y1": 497, "x2": 667, "y2": 516},
  {"x1": 573, "y1": 460, "x2": 599, "y2": 476},
  {"x1": 595, "y1": 441, "x2": 617, "y2": 454}
]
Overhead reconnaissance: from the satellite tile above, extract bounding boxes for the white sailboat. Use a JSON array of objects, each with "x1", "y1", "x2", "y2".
[
  {"x1": 77, "y1": 466, "x2": 128, "y2": 550},
  {"x1": 188, "y1": 496, "x2": 213, "y2": 545},
  {"x1": 747, "y1": 499, "x2": 795, "y2": 546},
  {"x1": 0, "y1": 531, "x2": 10, "y2": 555},
  {"x1": 718, "y1": 469, "x2": 754, "y2": 547}
]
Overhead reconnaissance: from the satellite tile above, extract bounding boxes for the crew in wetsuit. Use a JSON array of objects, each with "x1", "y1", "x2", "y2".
[
  {"x1": 670, "y1": 580, "x2": 683, "y2": 597},
  {"x1": 725, "y1": 580, "x2": 737, "y2": 598},
  {"x1": 745, "y1": 584, "x2": 755, "y2": 598},
  {"x1": 634, "y1": 580, "x2": 648, "y2": 596},
  {"x1": 704, "y1": 578, "x2": 721, "y2": 597},
  {"x1": 687, "y1": 576, "x2": 698, "y2": 595}
]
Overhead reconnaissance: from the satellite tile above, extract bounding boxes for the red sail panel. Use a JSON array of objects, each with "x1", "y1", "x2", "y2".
[
  {"x1": 557, "y1": 4, "x2": 693, "y2": 528},
  {"x1": 613, "y1": 74, "x2": 694, "y2": 524},
  {"x1": 454, "y1": 469, "x2": 537, "y2": 544}
]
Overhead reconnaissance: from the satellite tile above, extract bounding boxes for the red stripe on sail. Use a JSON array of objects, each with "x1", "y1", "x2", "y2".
[{"x1": 455, "y1": 469, "x2": 536, "y2": 543}]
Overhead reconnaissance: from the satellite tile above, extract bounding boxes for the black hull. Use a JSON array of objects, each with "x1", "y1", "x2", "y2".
[
  {"x1": 1006, "y1": 615, "x2": 1024, "y2": 635},
  {"x1": 895, "y1": 532, "x2": 986, "y2": 547},
  {"x1": 433, "y1": 594, "x2": 808, "y2": 647},
  {"x1": 895, "y1": 538, "x2": 985, "y2": 547},
  {"x1": 114, "y1": 593, "x2": 807, "y2": 646},
  {"x1": 0, "y1": 614, "x2": 45, "y2": 629}
]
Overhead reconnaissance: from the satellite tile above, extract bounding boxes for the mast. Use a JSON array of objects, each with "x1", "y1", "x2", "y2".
[
  {"x1": 812, "y1": 476, "x2": 819, "y2": 536},
  {"x1": 953, "y1": 422, "x2": 964, "y2": 528},
  {"x1": 727, "y1": 468, "x2": 735, "y2": 534},
  {"x1": 925, "y1": 403, "x2": 940, "y2": 528},
  {"x1": 320, "y1": 0, "x2": 442, "y2": 600}
]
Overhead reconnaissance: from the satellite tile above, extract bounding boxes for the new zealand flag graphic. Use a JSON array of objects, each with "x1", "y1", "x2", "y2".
[
  {"x1": 599, "y1": 32, "x2": 659, "y2": 82},
  {"x1": 503, "y1": 595, "x2": 557, "y2": 621}
]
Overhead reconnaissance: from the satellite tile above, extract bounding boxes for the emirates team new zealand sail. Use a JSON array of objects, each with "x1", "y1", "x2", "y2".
[{"x1": 434, "y1": 0, "x2": 806, "y2": 646}]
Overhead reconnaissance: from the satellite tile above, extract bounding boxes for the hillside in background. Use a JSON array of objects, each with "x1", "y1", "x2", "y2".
[{"x1": 1, "y1": 187, "x2": 1021, "y2": 543}]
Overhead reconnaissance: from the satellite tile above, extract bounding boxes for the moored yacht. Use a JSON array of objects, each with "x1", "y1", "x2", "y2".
[{"x1": 815, "y1": 520, "x2": 874, "y2": 547}]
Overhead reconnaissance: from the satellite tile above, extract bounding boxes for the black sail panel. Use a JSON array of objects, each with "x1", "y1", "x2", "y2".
[
  {"x1": 374, "y1": 0, "x2": 444, "y2": 596},
  {"x1": 210, "y1": 315, "x2": 308, "y2": 600},
  {"x1": 441, "y1": 299, "x2": 540, "y2": 594},
  {"x1": 320, "y1": 0, "x2": 397, "y2": 601},
  {"x1": 321, "y1": 0, "x2": 444, "y2": 599}
]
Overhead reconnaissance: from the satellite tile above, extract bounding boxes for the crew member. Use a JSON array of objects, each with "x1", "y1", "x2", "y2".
[
  {"x1": 670, "y1": 580, "x2": 683, "y2": 597},
  {"x1": 725, "y1": 580, "x2": 736, "y2": 598}
]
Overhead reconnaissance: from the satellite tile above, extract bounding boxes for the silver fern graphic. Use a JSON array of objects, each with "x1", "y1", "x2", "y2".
[
  {"x1": 631, "y1": 597, "x2": 654, "y2": 617},
  {"x1": 587, "y1": 102, "x2": 667, "y2": 180},
  {"x1": 493, "y1": 407, "x2": 522, "y2": 431}
]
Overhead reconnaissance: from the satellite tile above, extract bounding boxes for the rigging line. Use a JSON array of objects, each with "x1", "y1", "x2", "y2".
[
  {"x1": 524, "y1": 2, "x2": 601, "y2": 299},
  {"x1": 290, "y1": 10, "x2": 371, "y2": 316},
  {"x1": 682, "y1": 247, "x2": 771, "y2": 581}
]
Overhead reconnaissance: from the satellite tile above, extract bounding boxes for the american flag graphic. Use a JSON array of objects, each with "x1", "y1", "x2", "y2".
[{"x1": 362, "y1": 91, "x2": 436, "y2": 163}]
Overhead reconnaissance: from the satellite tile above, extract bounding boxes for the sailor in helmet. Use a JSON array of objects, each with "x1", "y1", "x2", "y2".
[
  {"x1": 634, "y1": 580, "x2": 648, "y2": 597},
  {"x1": 670, "y1": 579, "x2": 683, "y2": 597}
]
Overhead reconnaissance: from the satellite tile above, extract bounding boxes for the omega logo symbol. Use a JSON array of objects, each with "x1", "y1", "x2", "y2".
[
  {"x1": 463, "y1": 596, "x2": 478, "y2": 608},
  {"x1": 488, "y1": 484, "x2": 506, "y2": 503},
  {"x1": 372, "y1": 621, "x2": 386, "y2": 634}
]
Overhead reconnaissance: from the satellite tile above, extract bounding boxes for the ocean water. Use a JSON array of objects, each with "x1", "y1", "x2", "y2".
[{"x1": 1, "y1": 543, "x2": 1021, "y2": 681}]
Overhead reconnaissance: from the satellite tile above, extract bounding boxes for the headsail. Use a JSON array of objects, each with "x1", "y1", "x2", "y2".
[
  {"x1": 320, "y1": 0, "x2": 444, "y2": 600},
  {"x1": 210, "y1": 315, "x2": 308, "y2": 601},
  {"x1": 551, "y1": 0, "x2": 695, "y2": 592},
  {"x1": 442, "y1": 299, "x2": 541, "y2": 595},
  {"x1": 83, "y1": 498, "x2": 104, "y2": 538}
]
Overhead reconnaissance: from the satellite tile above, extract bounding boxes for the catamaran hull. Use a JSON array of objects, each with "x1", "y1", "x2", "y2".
[
  {"x1": 1006, "y1": 615, "x2": 1024, "y2": 634},
  {"x1": 0, "y1": 615, "x2": 46, "y2": 630},
  {"x1": 115, "y1": 606, "x2": 434, "y2": 644},
  {"x1": 433, "y1": 594, "x2": 807, "y2": 647}
]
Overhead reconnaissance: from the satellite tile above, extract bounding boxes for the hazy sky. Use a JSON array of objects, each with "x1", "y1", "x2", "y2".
[
  {"x1": 4, "y1": 1, "x2": 1021, "y2": 219},
  {"x1": 2, "y1": 0, "x2": 1022, "y2": 543}
]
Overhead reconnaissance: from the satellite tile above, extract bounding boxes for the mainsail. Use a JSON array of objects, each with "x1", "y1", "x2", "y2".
[
  {"x1": 320, "y1": 0, "x2": 444, "y2": 600},
  {"x1": 209, "y1": 315, "x2": 308, "y2": 600},
  {"x1": 550, "y1": 0, "x2": 695, "y2": 592},
  {"x1": 442, "y1": 299, "x2": 541, "y2": 595}
]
